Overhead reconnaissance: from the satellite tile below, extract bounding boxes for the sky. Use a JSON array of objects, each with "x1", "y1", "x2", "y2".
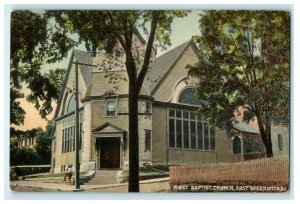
[
  {"x1": 3, "y1": 1, "x2": 298, "y2": 201},
  {"x1": 14, "y1": 10, "x2": 202, "y2": 131}
]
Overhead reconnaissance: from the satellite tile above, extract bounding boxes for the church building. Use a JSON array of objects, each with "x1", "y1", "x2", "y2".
[{"x1": 50, "y1": 38, "x2": 286, "y2": 174}]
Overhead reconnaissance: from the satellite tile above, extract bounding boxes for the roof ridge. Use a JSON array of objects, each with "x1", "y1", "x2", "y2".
[
  {"x1": 147, "y1": 40, "x2": 194, "y2": 95},
  {"x1": 153, "y1": 40, "x2": 191, "y2": 61}
]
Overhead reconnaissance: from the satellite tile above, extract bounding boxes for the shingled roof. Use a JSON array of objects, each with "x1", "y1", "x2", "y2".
[
  {"x1": 144, "y1": 40, "x2": 192, "y2": 94},
  {"x1": 73, "y1": 49, "x2": 93, "y2": 87},
  {"x1": 233, "y1": 122, "x2": 260, "y2": 134}
]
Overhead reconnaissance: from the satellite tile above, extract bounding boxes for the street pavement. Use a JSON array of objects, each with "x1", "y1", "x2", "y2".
[{"x1": 10, "y1": 177, "x2": 170, "y2": 192}]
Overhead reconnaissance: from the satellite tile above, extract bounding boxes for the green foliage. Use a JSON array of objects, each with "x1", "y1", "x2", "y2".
[
  {"x1": 189, "y1": 10, "x2": 289, "y2": 129},
  {"x1": 10, "y1": 89, "x2": 25, "y2": 125},
  {"x1": 10, "y1": 11, "x2": 71, "y2": 125},
  {"x1": 45, "y1": 10, "x2": 189, "y2": 191},
  {"x1": 10, "y1": 145, "x2": 44, "y2": 166},
  {"x1": 34, "y1": 129, "x2": 52, "y2": 164},
  {"x1": 11, "y1": 10, "x2": 189, "y2": 191},
  {"x1": 10, "y1": 127, "x2": 51, "y2": 165}
]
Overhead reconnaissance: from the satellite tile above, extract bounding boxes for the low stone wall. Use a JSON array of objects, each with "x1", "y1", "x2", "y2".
[{"x1": 169, "y1": 156, "x2": 289, "y2": 192}]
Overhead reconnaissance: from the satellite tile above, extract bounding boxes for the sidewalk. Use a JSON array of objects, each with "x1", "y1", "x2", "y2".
[{"x1": 10, "y1": 177, "x2": 170, "y2": 192}]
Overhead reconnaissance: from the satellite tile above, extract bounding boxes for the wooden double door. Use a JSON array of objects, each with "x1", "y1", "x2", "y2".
[{"x1": 99, "y1": 138, "x2": 120, "y2": 169}]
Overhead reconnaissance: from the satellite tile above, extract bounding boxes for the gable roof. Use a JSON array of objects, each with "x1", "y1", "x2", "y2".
[
  {"x1": 74, "y1": 49, "x2": 93, "y2": 87},
  {"x1": 53, "y1": 49, "x2": 94, "y2": 120},
  {"x1": 53, "y1": 40, "x2": 198, "y2": 120},
  {"x1": 233, "y1": 122, "x2": 260, "y2": 134},
  {"x1": 144, "y1": 40, "x2": 197, "y2": 95},
  {"x1": 52, "y1": 51, "x2": 75, "y2": 120},
  {"x1": 92, "y1": 122, "x2": 126, "y2": 134}
]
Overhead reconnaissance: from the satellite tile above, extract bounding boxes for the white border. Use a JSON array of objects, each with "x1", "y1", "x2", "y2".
[{"x1": 1, "y1": 0, "x2": 298, "y2": 202}]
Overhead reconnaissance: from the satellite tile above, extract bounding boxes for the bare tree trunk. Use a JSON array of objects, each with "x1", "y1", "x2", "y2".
[
  {"x1": 265, "y1": 105, "x2": 273, "y2": 157},
  {"x1": 256, "y1": 108, "x2": 273, "y2": 157},
  {"x1": 128, "y1": 81, "x2": 139, "y2": 192}
]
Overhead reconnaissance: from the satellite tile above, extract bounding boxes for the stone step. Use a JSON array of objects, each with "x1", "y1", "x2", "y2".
[{"x1": 85, "y1": 170, "x2": 120, "y2": 185}]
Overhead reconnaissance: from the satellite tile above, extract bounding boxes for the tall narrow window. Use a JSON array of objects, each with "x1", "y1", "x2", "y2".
[
  {"x1": 146, "y1": 101, "x2": 152, "y2": 114},
  {"x1": 278, "y1": 134, "x2": 283, "y2": 151},
  {"x1": 80, "y1": 122, "x2": 83, "y2": 150},
  {"x1": 69, "y1": 126, "x2": 72, "y2": 152},
  {"x1": 190, "y1": 121, "x2": 196, "y2": 149},
  {"x1": 62, "y1": 129, "x2": 65, "y2": 153},
  {"x1": 197, "y1": 121, "x2": 203, "y2": 149},
  {"x1": 64, "y1": 128, "x2": 67, "y2": 153},
  {"x1": 176, "y1": 120, "x2": 182, "y2": 148},
  {"x1": 183, "y1": 120, "x2": 189, "y2": 148},
  {"x1": 204, "y1": 124, "x2": 209, "y2": 150},
  {"x1": 72, "y1": 125, "x2": 75, "y2": 151},
  {"x1": 169, "y1": 119, "x2": 175, "y2": 148},
  {"x1": 233, "y1": 136, "x2": 241, "y2": 154},
  {"x1": 210, "y1": 127, "x2": 215, "y2": 150},
  {"x1": 145, "y1": 129, "x2": 151, "y2": 151},
  {"x1": 66, "y1": 127, "x2": 70, "y2": 153},
  {"x1": 106, "y1": 100, "x2": 116, "y2": 116}
]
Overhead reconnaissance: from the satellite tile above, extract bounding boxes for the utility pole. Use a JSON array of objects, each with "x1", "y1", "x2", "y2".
[
  {"x1": 73, "y1": 60, "x2": 98, "y2": 189},
  {"x1": 75, "y1": 60, "x2": 80, "y2": 189}
]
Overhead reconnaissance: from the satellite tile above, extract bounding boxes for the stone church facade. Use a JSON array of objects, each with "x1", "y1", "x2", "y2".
[{"x1": 50, "y1": 39, "x2": 287, "y2": 173}]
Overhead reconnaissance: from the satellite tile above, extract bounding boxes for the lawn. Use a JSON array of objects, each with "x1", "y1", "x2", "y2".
[
  {"x1": 24, "y1": 172, "x2": 87, "y2": 179},
  {"x1": 120, "y1": 167, "x2": 169, "y2": 182}
]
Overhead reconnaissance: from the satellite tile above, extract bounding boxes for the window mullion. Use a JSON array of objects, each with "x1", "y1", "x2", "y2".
[{"x1": 188, "y1": 112, "x2": 191, "y2": 149}]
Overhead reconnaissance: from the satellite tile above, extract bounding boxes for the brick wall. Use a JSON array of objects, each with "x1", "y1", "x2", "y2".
[{"x1": 169, "y1": 156, "x2": 289, "y2": 187}]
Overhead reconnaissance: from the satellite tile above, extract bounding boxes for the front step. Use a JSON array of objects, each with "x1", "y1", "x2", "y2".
[{"x1": 85, "y1": 170, "x2": 120, "y2": 185}]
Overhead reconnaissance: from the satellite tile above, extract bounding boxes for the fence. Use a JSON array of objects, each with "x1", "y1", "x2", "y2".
[
  {"x1": 10, "y1": 165, "x2": 51, "y2": 180},
  {"x1": 169, "y1": 156, "x2": 289, "y2": 187}
]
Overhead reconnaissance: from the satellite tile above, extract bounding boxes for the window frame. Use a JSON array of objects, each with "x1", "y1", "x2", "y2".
[
  {"x1": 80, "y1": 122, "x2": 83, "y2": 150},
  {"x1": 66, "y1": 95, "x2": 76, "y2": 113},
  {"x1": 145, "y1": 101, "x2": 152, "y2": 114},
  {"x1": 144, "y1": 129, "x2": 152, "y2": 152},
  {"x1": 168, "y1": 108, "x2": 215, "y2": 151},
  {"x1": 277, "y1": 134, "x2": 283, "y2": 151},
  {"x1": 106, "y1": 99, "x2": 117, "y2": 117}
]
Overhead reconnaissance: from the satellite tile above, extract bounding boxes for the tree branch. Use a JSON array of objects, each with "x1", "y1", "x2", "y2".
[
  {"x1": 107, "y1": 11, "x2": 137, "y2": 82},
  {"x1": 243, "y1": 104, "x2": 255, "y2": 113},
  {"x1": 136, "y1": 11, "x2": 160, "y2": 92},
  {"x1": 107, "y1": 11, "x2": 127, "y2": 53}
]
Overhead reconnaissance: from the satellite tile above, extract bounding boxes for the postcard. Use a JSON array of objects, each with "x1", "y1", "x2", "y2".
[{"x1": 9, "y1": 9, "x2": 290, "y2": 193}]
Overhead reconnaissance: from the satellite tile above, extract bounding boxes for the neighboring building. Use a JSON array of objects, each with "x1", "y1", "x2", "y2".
[
  {"x1": 17, "y1": 136, "x2": 37, "y2": 148},
  {"x1": 231, "y1": 123, "x2": 266, "y2": 162},
  {"x1": 231, "y1": 123, "x2": 289, "y2": 162},
  {"x1": 271, "y1": 127, "x2": 289, "y2": 157}
]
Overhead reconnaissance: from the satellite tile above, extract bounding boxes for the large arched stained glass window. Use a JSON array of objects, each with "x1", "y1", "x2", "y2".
[
  {"x1": 67, "y1": 95, "x2": 76, "y2": 113},
  {"x1": 178, "y1": 87, "x2": 201, "y2": 105}
]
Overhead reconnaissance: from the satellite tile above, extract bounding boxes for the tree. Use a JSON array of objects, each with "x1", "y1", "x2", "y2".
[
  {"x1": 34, "y1": 127, "x2": 52, "y2": 164},
  {"x1": 188, "y1": 11, "x2": 290, "y2": 157},
  {"x1": 10, "y1": 128, "x2": 47, "y2": 165},
  {"x1": 10, "y1": 11, "x2": 73, "y2": 126},
  {"x1": 47, "y1": 10, "x2": 189, "y2": 191}
]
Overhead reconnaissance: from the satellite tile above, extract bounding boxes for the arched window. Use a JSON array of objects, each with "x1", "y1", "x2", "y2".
[
  {"x1": 178, "y1": 87, "x2": 200, "y2": 105},
  {"x1": 67, "y1": 95, "x2": 76, "y2": 113},
  {"x1": 233, "y1": 136, "x2": 242, "y2": 154}
]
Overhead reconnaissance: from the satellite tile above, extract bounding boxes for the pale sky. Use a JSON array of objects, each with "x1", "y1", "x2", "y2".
[{"x1": 14, "y1": 10, "x2": 202, "y2": 131}]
